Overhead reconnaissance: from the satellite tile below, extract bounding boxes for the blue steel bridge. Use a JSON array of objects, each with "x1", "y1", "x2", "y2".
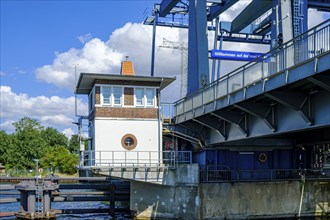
[
  {"x1": 161, "y1": 19, "x2": 330, "y2": 181},
  {"x1": 172, "y1": 19, "x2": 329, "y2": 144},
  {"x1": 81, "y1": 20, "x2": 330, "y2": 182},
  {"x1": 76, "y1": 20, "x2": 330, "y2": 183}
]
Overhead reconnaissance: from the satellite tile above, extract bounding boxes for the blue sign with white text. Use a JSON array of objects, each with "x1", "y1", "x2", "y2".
[{"x1": 211, "y1": 50, "x2": 264, "y2": 61}]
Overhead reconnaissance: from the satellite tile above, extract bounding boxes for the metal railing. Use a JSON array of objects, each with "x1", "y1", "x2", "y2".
[
  {"x1": 81, "y1": 150, "x2": 192, "y2": 169},
  {"x1": 200, "y1": 166, "x2": 330, "y2": 183},
  {"x1": 174, "y1": 19, "x2": 330, "y2": 118},
  {"x1": 160, "y1": 102, "x2": 175, "y2": 124}
]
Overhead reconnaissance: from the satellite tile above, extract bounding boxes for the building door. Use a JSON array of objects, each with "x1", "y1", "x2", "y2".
[{"x1": 238, "y1": 152, "x2": 254, "y2": 180}]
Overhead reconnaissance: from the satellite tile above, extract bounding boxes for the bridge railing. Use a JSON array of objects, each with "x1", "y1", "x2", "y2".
[
  {"x1": 174, "y1": 19, "x2": 330, "y2": 117},
  {"x1": 160, "y1": 102, "x2": 175, "y2": 124},
  {"x1": 200, "y1": 166, "x2": 330, "y2": 183},
  {"x1": 81, "y1": 150, "x2": 192, "y2": 169}
]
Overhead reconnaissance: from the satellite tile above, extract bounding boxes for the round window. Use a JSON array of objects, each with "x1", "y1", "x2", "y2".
[{"x1": 121, "y1": 134, "x2": 137, "y2": 150}]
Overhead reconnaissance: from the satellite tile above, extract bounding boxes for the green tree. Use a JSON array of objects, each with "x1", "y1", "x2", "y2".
[
  {"x1": 1, "y1": 117, "x2": 80, "y2": 175},
  {"x1": 11, "y1": 117, "x2": 48, "y2": 169},
  {"x1": 0, "y1": 130, "x2": 14, "y2": 165},
  {"x1": 40, "y1": 146, "x2": 78, "y2": 175},
  {"x1": 68, "y1": 135, "x2": 88, "y2": 154},
  {"x1": 13, "y1": 117, "x2": 43, "y2": 133},
  {"x1": 68, "y1": 134, "x2": 79, "y2": 154},
  {"x1": 41, "y1": 127, "x2": 68, "y2": 147}
]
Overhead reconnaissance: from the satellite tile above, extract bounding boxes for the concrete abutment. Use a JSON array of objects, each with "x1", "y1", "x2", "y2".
[{"x1": 130, "y1": 165, "x2": 329, "y2": 219}]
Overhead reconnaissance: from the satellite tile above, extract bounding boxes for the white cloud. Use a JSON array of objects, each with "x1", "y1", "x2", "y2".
[
  {"x1": 308, "y1": 9, "x2": 330, "y2": 29},
  {"x1": 77, "y1": 33, "x2": 92, "y2": 44},
  {"x1": 220, "y1": 0, "x2": 252, "y2": 21},
  {"x1": 35, "y1": 38, "x2": 124, "y2": 89},
  {"x1": 35, "y1": 22, "x2": 186, "y2": 101},
  {"x1": 0, "y1": 86, "x2": 87, "y2": 133},
  {"x1": 0, "y1": 71, "x2": 6, "y2": 76},
  {"x1": 32, "y1": 20, "x2": 270, "y2": 101},
  {"x1": 62, "y1": 128, "x2": 75, "y2": 139},
  {"x1": 33, "y1": 8, "x2": 328, "y2": 102},
  {"x1": 0, "y1": 120, "x2": 15, "y2": 133}
]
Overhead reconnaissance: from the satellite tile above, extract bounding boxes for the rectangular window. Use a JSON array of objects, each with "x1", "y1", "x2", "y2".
[
  {"x1": 135, "y1": 88, "x2": 144, "y2": 106},
  {"x1": 102, "y1": 87, "x2": 111, "y2": 105},
  {"x1": 146, "y1": 88, "x2": 155, "y2": 107},
  {"x1": 113, "y1": 87, "x2": 122, "y2": 105},
  {"x1": 88, "y1": 90, "x2": 94, "y2": 112}
]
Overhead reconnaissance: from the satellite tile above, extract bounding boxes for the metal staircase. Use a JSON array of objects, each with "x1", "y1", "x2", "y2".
[{"x1": 35, "y1": 179, "x2": 44, "y2": 216}]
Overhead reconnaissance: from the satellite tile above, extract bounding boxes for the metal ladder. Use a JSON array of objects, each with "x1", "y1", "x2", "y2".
[
  {"x1": 35, "y1": 179, "x2": 44, "y2": 215},
  {"x1": 293, "y1": 0, "x2": 303, "y2": 37},
  {"x1": 293, "y1": 0, "x2": 305, "y2": 63}
]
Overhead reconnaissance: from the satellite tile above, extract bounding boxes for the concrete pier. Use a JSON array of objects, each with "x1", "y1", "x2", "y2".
[{"x1": 130, "y1": 165, "x2": 330, "y2": 219}]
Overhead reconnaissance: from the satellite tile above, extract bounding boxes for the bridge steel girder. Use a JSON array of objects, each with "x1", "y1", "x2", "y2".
[
  {"x1": 307, "y1": 75, "x2": 330, "y2": 92},
  {"x1": 264, "y1": 90, "x2": 313, "y2": 126},
  {"x1": 231, "y1": 0, "x2": 272, "y2": 33},
  {"x1": 210, "y1": 111, "x2": 248, "y2": 136},
  {"x1": 178, "y1": 121, "x2": 208, "y2": 143},
  {"x1": 192, "y1": 117, "x2": 226, "y2": 140},
  {"x1": 234, "y1": 102, "x2": 276, "y2": 132},
  {"x1": 252, "y1": 17, "x2": 272, "y2": 35},
  {"x1": 158, "y1": 0, "x2": 181, "y2": 17},
  {"x1": 218, "y1": 35, "x2": 271, "y2": 44},
  {"x1": 308, "y1": 1, "x2": 330, "y2": 12},
  {"x1": 188, "y1": 0, "x2": 210, "y2": 93},
  {"x1": 207, "y1": 0, "x2": 239, "y2": 21},
  {"x1": 173, "y1": 50, "x2": 330, "y2": 145}
]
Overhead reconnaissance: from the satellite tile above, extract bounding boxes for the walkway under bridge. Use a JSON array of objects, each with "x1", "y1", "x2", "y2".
[{"x1": 169, "y1": 19, "x2": 330, "y2": 146}]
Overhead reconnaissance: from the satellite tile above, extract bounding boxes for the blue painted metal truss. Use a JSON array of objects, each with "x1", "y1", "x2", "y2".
[{"x1": 145, "y1": 0, "x2": 330, "y2": 43}]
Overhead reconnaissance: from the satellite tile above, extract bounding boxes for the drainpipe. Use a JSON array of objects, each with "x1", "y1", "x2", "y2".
[
  {"x1": 166, "y1": 129, "x2": 204, "y2": 150},
  {"x1": 158, "y1": 78, "x2": 164, "y2": 165},
  {"x1": 298, "y1": 173, "x2": 305, "y2": 217}
]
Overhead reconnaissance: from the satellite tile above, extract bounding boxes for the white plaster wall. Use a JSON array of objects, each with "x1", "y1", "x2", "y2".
[{"x1": 93, "y1": 119, "x2": 161, "y2": 166}]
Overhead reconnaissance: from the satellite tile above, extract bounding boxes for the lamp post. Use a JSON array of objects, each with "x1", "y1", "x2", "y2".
[
  {"x1": 50, "y1": 162, "x2": 53, "y2": 175},
  {"x1": 32, "y1": 159, "x2": 39, "y2": 182}
]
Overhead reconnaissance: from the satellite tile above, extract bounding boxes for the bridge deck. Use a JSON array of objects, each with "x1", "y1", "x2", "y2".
[{"x1": 172, "y1": 20, "x2": 330, "y2": 145}]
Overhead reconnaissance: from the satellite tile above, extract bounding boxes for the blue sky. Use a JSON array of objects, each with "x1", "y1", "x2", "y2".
[
  {"x1": 1, "y1": 0, "x2": 152, "y2": 97},
  {"x1": 1, "y1": 0, "x2": 171, "y2": 136},
  {"x1": 1, "y1": 0, "x2": 329, "y2": 137}
]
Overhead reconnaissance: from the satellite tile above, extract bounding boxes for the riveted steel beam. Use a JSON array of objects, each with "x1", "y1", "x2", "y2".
[
  {"x1": 264, "y1": 91, "x2": 313, "y2": 125},
  {"x1": 210, "y1": 111, "x2": 248, "y2": 136},
  {"x1": 307, "y1": 75, "x2": 330, "y2": 92},
  {"x1": 231, "y1": 0, "x2": 272, "y2": 33},
  {"x1": 159, "y1": 0, "x2": 180, "y2": 17},
  {"x1": 192, "y1": 117, "x2": 226, "y2": 139},
  {"x1": 207, "y1": 0, "x2": 239, "y2": 21},
  {"x1": 178, "y1": 121, "x2": 208, "y2": 142},
  {"x1": 234, "y1": 102, "x2": 276, "y2": 131}
]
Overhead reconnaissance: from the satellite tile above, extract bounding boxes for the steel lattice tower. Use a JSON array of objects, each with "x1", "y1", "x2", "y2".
[{"x1": 159, "y1": 38, "x2": 188, "y2": 98}]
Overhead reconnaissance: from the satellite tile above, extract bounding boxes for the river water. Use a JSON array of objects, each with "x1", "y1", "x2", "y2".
[
  {"x1": 0, "y1": 201, "x2": 121, "y2": 220},
  {"x1": 0, "y1": 184, "x2": 326, "y2": 220},
  {"x1": 0, "y1": 184, "x2": 130, "y2": 220}
]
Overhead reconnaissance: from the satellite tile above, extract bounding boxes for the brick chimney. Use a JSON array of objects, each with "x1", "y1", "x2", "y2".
[{"x1": 120, "y1": 56, "x2": 134, "y2": 75}]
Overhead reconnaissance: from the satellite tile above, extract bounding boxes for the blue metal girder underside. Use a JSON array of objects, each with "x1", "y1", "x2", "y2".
[
  {"x1": 159, "y1": 0, "x2": 181, "y2": 17},
  {"x1": 308, "y1": 0, "x2": 330, "y2": 12},
  {"x1": 231, "y1": 0, "x2": 272, "y2": 33},
  {"x1": 175, "y1": 52, "x2": 330, "y2": 145},
  {"x1": 207, "y1": 0, "x2": 239, "y2": 21},
  {"x1": 218, "y1": 35, "x2": 271, "y2": 44}
]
